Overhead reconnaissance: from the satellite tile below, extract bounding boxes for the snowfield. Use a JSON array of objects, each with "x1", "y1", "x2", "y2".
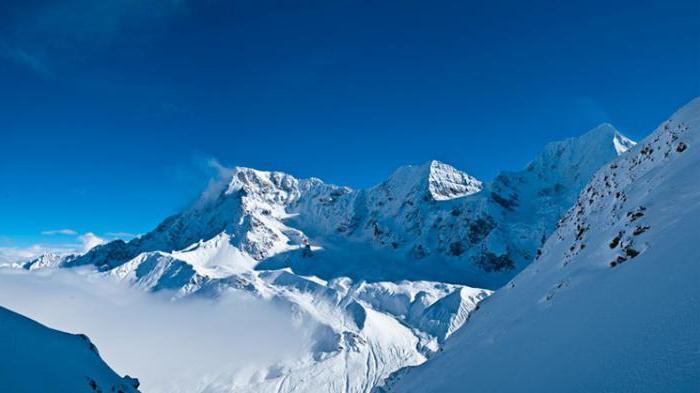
[{"x1": 383, "y1": 98, "x2": 700, "y2": 393}]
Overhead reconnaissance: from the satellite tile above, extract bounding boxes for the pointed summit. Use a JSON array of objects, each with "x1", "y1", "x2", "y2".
[
  {"x1": 577, "y1": 123, "x2": 636, "y2": 155},
  {"x1": 586, "y1": 123, "x2": 637, "y2": 155},
  {"x1": 521, "y1": 123, "x2": 636, "y2": 189},
  {"x1": 378, "y1": 160, "x2": 482, "y2": 203},
  {"x1": 426, "y1": 160, "x2": 483, "y2": 201}
]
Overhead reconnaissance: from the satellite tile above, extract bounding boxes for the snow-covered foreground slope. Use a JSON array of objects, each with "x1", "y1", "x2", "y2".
[
  {"x1": 0, "y1": 305, "x2": 140, "y2": 393},
  {"x1": 383, "y1": 99, "x2": 700, "y2": 393}
]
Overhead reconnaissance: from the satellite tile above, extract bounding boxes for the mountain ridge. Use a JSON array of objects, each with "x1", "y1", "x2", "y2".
[
  {"x1": 57, "y1": 122, "x2": 633, "y2": 289},
  {"x1": 382, "y1": 98, "x2": 700, "y2": 393}
]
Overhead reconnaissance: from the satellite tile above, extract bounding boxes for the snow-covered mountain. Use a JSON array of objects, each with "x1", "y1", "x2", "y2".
[
  {"x1": 20, "y1": 252, "x2": 78, "y2": 270},
  {"x1": 9, "y1": 119, "x2": 642, "y2": 393},
  {"x1": 0, "y1": 306, "x2": 140, "y2": 393},
  {"x1": 103, "y1": 247, "x2": 490, "y2": 392},
  {"x1": 382, "y1": 99, "x2": 700, "y2": 392},
  {"x1": 286, "y1": 123, "x2": 634, "y2": 287},
  {"x1": 65, "y1": 123, "x2": 633, "y2": 289}
]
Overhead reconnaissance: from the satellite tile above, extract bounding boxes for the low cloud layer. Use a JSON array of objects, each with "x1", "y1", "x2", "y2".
[
  {"x1": 105, "y1": 232, "x2": 138, "y2": 238},
  {"x1": 0, "y1": 268, "x2": 310, "y2": 392}
]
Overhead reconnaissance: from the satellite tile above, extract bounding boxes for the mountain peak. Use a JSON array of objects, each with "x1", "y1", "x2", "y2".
[
  {"x1": 577, "y1": 123, "x2": 636, "y2": 155},
  {"x1": 378, "y1": 160, "x2": 482, "y2": 203},
  {"x1": 225, "y1": 166, "x2": 300, "y2": 196},
  {"x1": 521, "y1": 124, "x2": 636, "y2": 187},
  {"x1": 586, "y1": 122, "x2": 616, "y2": 135},
  {"x1": 426, "y1": 160, "x2": 483, "y2": 201}
]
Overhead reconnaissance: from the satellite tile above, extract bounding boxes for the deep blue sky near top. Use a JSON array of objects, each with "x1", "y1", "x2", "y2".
[{"x1": 0, "y1": 0, "x2": 698, "y2": 251}]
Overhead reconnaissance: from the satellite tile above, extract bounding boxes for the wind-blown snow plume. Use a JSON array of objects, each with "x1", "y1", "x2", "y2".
[{"x1": 78, "y1": 232, "x2": 107, "y2": 253}]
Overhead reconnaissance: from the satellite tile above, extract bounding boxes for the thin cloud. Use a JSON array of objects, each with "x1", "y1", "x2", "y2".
[
  {"x1": 1, "y1": 231, "x2": 109, "y2": 264},
  {"x1": 106, "y1": 232, "x2": 138, "y2": 238},
  {"x1": 41, "y1": 229, "x2": 78, "y2": 236},
  {"x1": 0, "y1": 44, "x2": 51, "y2": 75},
  {"x1": 0, "y1": 244, "x2": 76, "y2": 265},
  {"x1": 0, "y1": 0, "x2": 187, "y2": 74}
]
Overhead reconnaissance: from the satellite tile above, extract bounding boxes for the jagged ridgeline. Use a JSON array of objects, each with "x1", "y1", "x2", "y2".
[
  {"x1": 382, "y1": 99, "x2": 700, "y2": 393},
  {"x1": 56, "y1": 124, "x2": 634, "y2": 289}
]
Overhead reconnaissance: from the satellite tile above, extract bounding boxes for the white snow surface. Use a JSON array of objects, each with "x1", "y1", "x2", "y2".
[
  {"x1": 0, "y1": 305, "x2": 140, "y2": 393},
  {"x1": 383, "y1": 99, "x2": 700, "y2": 393}
]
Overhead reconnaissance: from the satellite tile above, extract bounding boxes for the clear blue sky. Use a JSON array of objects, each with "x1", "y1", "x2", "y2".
[{"x1": 0, "y1": 0, "x2": 698, "y2": 253}]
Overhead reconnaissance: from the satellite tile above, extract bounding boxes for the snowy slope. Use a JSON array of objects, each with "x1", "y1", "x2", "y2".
[
  {"x1": 0, "y1": 306, "x2": 140, "y2": 393},
  {"x1": 383, "y1": 99, "x2": 700, "y2": 393}
]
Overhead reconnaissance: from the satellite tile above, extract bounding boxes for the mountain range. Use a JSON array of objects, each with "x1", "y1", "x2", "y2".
[
  {"x1": 54, "y1": 122, "x2": 634, "y2": 290},
  {"x1": 383, "y1": 98, "x2": 700, "y2": 392},
  {"x1": 6, "y1": 97, "x2": 698, "y2": 393}
]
